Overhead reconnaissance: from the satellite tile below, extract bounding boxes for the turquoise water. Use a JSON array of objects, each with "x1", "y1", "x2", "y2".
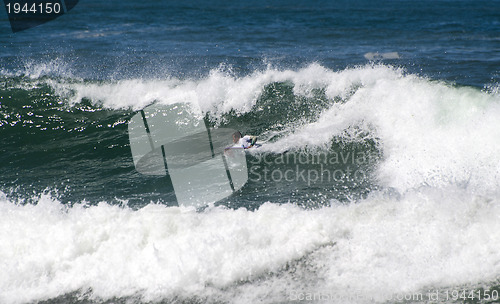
[{"x1": 1, "y1": 0, "x2": 500, "y2": 303}]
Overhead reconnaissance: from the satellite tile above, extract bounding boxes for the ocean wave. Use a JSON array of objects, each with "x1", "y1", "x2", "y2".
[
  {"x1": 12, "y1": 62, "x2": 500, "y2": 194},
  {"x1": 2, "y1": 62, "x2": 500, "y2": 303}
]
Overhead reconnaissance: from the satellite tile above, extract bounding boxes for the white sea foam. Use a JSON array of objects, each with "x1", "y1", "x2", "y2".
[
  {"x1": 4, "y1": 63, "x2": 500, "y2": 303},
  {"x1": 0, "y1": 188, "x2": 499, "y2": 304}
]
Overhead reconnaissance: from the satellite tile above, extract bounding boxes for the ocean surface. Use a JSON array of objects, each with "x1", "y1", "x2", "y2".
[{"x1": 1, "y1": 0, "x2": 500, "y2": 303}]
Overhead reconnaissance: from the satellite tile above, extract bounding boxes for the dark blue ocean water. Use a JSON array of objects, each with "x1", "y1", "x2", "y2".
[
  {"x1": 1, "y1": 1, "x2": 500, "y2": 303},
  {"x1": 1, "y1": 0, "x2": 499, "y2": 85}
]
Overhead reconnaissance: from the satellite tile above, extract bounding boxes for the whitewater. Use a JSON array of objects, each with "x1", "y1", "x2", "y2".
[{"x1": 1, "y1": 63, "x2": 500, "y2": 303}]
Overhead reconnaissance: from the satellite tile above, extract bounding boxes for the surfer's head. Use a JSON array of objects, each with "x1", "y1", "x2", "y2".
[{"x1": 232, "y1": 131, "x2": 242, "y2": 143}]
